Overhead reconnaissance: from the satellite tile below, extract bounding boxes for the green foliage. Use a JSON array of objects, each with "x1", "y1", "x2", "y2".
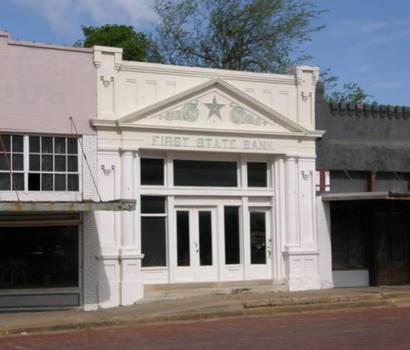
[
  {"x1": 153, "y1": 0, "x2": 323, "y2": 73},
  {"x1": 328, "y1": 83, "x2": 372, "y2": 104},
  {"x1": 320, "y1": 69, "x2": 372, "y2": 104},
  {"x1": 75, "y1": 24, "x2": 162, "y2": 62}
]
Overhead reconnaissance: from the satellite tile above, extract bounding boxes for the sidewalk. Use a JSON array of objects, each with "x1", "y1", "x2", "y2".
[{"x1": 2, "y1": 286, "x2": 410, "y2": 337}]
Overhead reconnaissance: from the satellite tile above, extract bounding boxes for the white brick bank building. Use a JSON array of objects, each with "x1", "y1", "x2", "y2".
[{"x1": 92, "y1": 46, "x2": 324, "y2": 308}]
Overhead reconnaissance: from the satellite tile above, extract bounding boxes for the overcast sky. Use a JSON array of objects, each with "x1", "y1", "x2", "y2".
[{"x1": 1, "y1": 0, "x2": 410, "y2": 106}]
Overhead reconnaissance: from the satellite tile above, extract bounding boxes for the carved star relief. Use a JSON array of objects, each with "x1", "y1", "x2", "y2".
[{"x1": 204, "y1": 96, "x2": 225, "y2": 119}]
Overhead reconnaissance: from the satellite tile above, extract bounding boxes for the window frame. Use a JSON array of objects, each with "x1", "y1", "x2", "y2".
[
  {"x1": 0, "y1": 134, "x2": 24, "y2": 191},
  {"x1": 141, "y1": 195, "x2": 168, "y2": 268},
  {"x1": 0, "y1": 134, "x2": 81, "y2": 193}
]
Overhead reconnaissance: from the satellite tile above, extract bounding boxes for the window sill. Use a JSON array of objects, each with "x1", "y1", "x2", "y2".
[
  {"x1": 142, "y1": 266, "x2": 168, "y2": 270},
  {"x1": 0, "y1": 191, "x2": 82, "y2": 202}
]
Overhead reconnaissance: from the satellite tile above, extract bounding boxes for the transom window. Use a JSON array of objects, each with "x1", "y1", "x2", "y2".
[
  {"x1": 0, "y1": 134, "x2": 79, "y2": 192},
  {"x1": 174, "y1": 159, "x2": 237, "y2": 187},
  {"x1": 0, "y1": 135, "x2": 24, "y2": 191},
  {"x1": 247, "y1": 162, "x2": 268, "y2": 187},
  {"x1": 29, "y1": 136, "x2": 79, "y2": 191},
  {"x1": 140, "y1": 158, "x2": 164, "y2": 186}
]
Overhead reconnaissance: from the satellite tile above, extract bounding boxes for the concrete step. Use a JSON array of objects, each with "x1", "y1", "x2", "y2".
[{"x1": 144, "y1": 280, "x2": 286, "y2": 301}]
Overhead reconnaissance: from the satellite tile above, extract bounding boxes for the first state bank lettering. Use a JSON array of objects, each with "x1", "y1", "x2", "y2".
[{"x1": 151, "y1": 135, "x2": 274, "y2": 151}]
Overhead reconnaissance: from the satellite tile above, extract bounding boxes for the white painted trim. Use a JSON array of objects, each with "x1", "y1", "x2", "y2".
[
  {"x1": 116, "y1": 60, "x2": 298, "y2": 85},
  {"x1": 92, "y1": 120, "x2": 324, "y2": 140}
]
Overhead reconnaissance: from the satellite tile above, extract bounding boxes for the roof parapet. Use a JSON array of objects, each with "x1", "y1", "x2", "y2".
[
  {"x1": 330, "y1": 102, "x2": 410, "y2": 120},
  {"x1": 0, "y1": 31, "x2": 9, "y2": 45}
]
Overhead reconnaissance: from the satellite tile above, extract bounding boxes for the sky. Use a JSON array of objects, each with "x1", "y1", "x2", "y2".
[{"x1": 1, "y1": 0, "x2": 409, "y2": 106}]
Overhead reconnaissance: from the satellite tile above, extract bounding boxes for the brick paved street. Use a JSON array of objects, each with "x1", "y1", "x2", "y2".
[{"x1": 1, "y1": 307, "x2": 410, "y2": 350}]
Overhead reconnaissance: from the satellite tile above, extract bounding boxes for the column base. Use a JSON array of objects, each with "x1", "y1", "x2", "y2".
[
  {"x1": 119, "y1": 251, "x2": 144, "y2": 306},
  {"x1": 284, "y1": 250, "x2": 321, "y2": 291}
]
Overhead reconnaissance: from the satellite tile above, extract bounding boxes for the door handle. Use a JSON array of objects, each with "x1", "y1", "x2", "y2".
[{"x1": 194, "y1": 241, "x2": 199, "y2": 253}]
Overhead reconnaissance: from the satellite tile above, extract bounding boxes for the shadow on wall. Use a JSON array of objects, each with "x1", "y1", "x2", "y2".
[{"x1": 83, "y1": 211, "x2": 114, "y2": 310}]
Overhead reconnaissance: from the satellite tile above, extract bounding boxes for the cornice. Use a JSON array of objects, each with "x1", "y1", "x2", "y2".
[
  {"x1": 91, "y1": 118, "x2": 322, "y2": 140},
  {"x1": 119, "y1": 62, "x2": 296, "y2": 85},
  {"x1": 6, "y1": 35, "x2": 92, "y2": 54}
]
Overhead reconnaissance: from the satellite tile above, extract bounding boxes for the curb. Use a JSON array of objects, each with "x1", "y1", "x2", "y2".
[{"x1": 0, "y1": 295, "x2": 394, "y2": 338}]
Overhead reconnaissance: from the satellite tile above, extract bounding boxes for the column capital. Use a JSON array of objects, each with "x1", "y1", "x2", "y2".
[
  {"x1": 119, "y1": 148, "x2": 137, "y2": 156},
  {"x1": 285, "y1": 156, "x2": 299, "y2": 162}
]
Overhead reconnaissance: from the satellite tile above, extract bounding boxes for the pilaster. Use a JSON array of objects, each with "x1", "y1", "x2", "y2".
[
  {"x1": 284, "y1": 157, "x2": 299, "y2": 247},
  {"x1": 283, "y1": 156, "x2": 320, "y2": 291},
  {"x1": 273, "y1": 156, "x2": 286, "y2": 281},
  {"x1": 119, "y1": 150, "x2": 143, "y2": 305},
  {"x1": 289, "y1": 66, "x2": 319, "y2": 130}
]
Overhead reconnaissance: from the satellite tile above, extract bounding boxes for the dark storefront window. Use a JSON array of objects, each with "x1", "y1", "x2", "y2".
[
  {"x1": 0, "y1": 226, "x2": 79, "y2": 289},
  {"x1": 176, "y1": 211, "x2": 190, "y2": 267},
  {"x1": 331, "y1": 203, "x2": 368, "y2": 270},
  {"x1": 250, "y1": 212, "x2": 267, "y2": 264},
  {"x1": 199, "y1": 211, "x2": 213, "y2": 266},
  {"x1": 141, "y1": 196, "x2": 167, "y2": 267},
  {"x1": 140, "y1": 158, "x2": 164, "y2": 186},
  {"x1": 224, "y1": 206, "x2": 240, "y2": 264},
  {"x1": 174, "y1": 160, "x2": 237, "y2": 187},
  {"x1": 141, "y1": 217, "x2": 167, "y2": 267},
  {"x1": 141, "y1": 196, "x2": 166, "y2": 214},
  {"x1": 247, "y1": 162, "x2": 268, "y2": 187}
]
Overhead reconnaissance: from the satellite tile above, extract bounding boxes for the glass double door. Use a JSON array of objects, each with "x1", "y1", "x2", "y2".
[{"x1": 175, "y1": 208, "x2": 218, "y2": 282}]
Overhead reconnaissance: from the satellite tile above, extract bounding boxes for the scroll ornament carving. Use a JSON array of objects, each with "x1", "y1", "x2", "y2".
[
  {"x1": 100, "y1": 76, "x2": 114, "y2": 88},
  {"x1": 101, "y1": 165, "x2": 115, "y2": 175},
  {"x1": 230, "y1": 103, "x2": 272, "y2": 126},
  {"x1": 157, "y1": 101, "x2": 199, "y2": 122},
  {"x1": 301, "y1": 170, "x2": 312, "y2": 180},
  {"x1": 301, "y1": 91, "x2": 312, "y2": 102}
]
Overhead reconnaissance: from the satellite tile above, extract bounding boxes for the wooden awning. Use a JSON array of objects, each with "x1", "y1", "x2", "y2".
[
  {"x1": 321, "y1": 192, "x2": 410, "y2": 202},
  {"x1": 0, "y1": 199, "x2": 136, "y2": 212}
]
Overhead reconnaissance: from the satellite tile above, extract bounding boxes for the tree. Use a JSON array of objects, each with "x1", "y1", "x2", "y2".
[
  {"x1": 74, "y1": 24, "x2": 162, "y2": 62},
  {"x1": 327, "y1": 83, "x2": 372, "y2": 104},
  {"x1": 320, "y1": 69, "x2": 373, "y2": 104},
  {"x1": 153, "y1": 0, "x2": 323, "y2": 73}
]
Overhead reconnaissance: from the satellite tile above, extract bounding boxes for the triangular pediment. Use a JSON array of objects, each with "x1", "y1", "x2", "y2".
[{"x1": 118, "y1": 79, "x2": 308, "y2": 134}]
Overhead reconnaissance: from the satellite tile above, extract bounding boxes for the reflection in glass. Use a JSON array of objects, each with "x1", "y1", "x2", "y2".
[
  {"x1": 224, "y1": 206, "x2": 240, "y2": 264},
  {"x1": 250, "y1": 212, "x2": 266, "y2": 264},
  {"x1": 247, "y1": 162, "x2": 268, "y2": 187},
  {"x1": 141, "y1": 217, "x2": 167, "y2": 267},
  {"x1": 141, "y1": 196, "x2": 166, "y2": 214},
  {"x1": 141, "y1": 158, "x2": 164, "y2": 185},
  {"x1": 0, "y1": 226, "x2": 79, "y2": 289},
  {"x1": 199, "y1": 211, "x2": 212, "y2": 266},
  {"x1": 174, "y1": 160, "x2": 237, "y2": 187},
  {"x1": 177, "y1": 211, "x2": 190, "y2": 266}
]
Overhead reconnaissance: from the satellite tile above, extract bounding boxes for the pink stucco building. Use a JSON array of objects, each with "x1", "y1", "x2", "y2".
[
  {"x1": 0, "y1": 32, "x2": 129, "y2": 311},
  {"x1": 0, "y1": 31, "x2": 95, "y2": 135}
]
